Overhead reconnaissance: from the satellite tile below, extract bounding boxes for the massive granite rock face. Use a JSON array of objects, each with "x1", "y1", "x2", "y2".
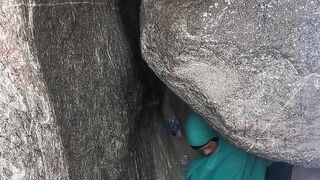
[
  {"x1": 141, "y1": 0, "x2": 320, "y2": 167},
  {"x1": 1, "y1": 0, "x2": 143, "y2": 179},
  {"x1": 0, "y1": 1, "x2": 69, "y2": 179}
]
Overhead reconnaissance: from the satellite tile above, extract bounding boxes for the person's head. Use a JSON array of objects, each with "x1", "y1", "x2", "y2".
[{"x1": 185, "y1": 112, "x2": 219, "y2": 155}]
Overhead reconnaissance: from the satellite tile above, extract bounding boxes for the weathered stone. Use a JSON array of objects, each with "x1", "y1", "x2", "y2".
[
  {"x1": 1, "y1": 0, "x2": 143, "y2": 179},
  {"x1": 0, "y1": 1, "x2": 69, "y2": 179},
  {"x1": 141, "y1": 0, "x2": 320, "y2": 167}
]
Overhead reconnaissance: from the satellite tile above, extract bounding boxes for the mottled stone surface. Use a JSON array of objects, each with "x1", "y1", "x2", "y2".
[
  {"x1": 141, "y1": 0, "x2": 320, "y2": 167},
  {"x1": 0, "y1": 1, "x2": 69, "y2": 179},
  {"x1": 1, "y1": 0, "x2": 143, "y2": 179}
]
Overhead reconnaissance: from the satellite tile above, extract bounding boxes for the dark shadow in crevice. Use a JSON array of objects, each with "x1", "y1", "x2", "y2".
[
  {"x1": 117, "y1": 0, "x2": 166, "y2": 179},
  {"x1": 118, "y1": 0, "x2": 166, "y2": 103}
]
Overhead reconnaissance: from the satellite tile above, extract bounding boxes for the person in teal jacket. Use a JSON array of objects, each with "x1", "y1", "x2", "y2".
[{"x1": 185, "y1": 112, "x2": 272, "y2": 180}]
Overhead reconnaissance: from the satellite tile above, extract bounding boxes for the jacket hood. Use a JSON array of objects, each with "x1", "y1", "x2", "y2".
[{"x1": 185, "y1": 112, "x2": 218, "y2": 147}]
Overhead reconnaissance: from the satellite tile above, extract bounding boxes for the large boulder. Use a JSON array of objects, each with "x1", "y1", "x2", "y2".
[
  {"x1": 0, "y1": 0, "x2": 143, "y2": 179},
  {"x1": 141, "y1": 0, "x2": 320, "y2": 167}
]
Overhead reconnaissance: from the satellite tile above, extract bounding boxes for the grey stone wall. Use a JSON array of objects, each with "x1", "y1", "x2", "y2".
[
  {"x1": 0, "y1": 0, "x2": 70, "y2": 179},
  {"x1": 141, "y1": 0, "x2": 320, "y2": 167},
  {"x1": 1, "y1": 0, "x2": 143, "y2": 179}
]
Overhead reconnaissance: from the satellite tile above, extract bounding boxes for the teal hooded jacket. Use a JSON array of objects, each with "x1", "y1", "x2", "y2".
[{"x1": 185, "y1": 112, "x2": 272, "y2": 180}]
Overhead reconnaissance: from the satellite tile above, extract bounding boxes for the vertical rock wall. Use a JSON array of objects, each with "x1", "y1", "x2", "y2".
[
  {"x1": 33, "y1": 0, "x2": 143, "y2": 179},
  {"x1": 1, "y1": 0, "x2": 143, "y2": 179},
  {"x1": 0, "y1": 0, "x2": 69, "y2": 179}
]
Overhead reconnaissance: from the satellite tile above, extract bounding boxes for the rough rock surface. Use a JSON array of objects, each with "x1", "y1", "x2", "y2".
[
  {"x1": 141, "y1": 0, "x2": 320, "y2": 167},
  {"x1": 0, "y1": 1, "x2": 69, "y2": 179},
  {"x1": 1, "y1": 0, "x2": 143, "y2": 179}
]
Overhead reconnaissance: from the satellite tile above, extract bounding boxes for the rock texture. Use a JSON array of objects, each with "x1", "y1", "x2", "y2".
[
  {"x1": 141, "y1": 0, "x2": 320, "y2": 167},
  {"x1": 0, "y1": 1, "x2": 69, "y2": 179},
  {"x1": 1, "y1": 0, "x2": 143, "y2": 179}
]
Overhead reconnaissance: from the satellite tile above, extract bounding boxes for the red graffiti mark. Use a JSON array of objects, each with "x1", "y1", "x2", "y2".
[
  {"x1": 9, "y1": 66, "x2": 33, "y2": 86},
  {"x1": 0, "y1": 19, "x2": 16, "y2": 66},
  {"x1": 0, "y1": 20, "x2": 10, "y2": 26},
  {"x1": 8, "y1": 62, "x2": 33, "y2": 85},
  {"x1": 0, "y1": 19, "x2": 33, "y2": 87},
  {"x1": 3, "y1": 56, "x2": 16, "y2": 65},
  {"x1": 10, "y1": 65, "x2": 28, "y2": 75},
  {"x1": 0, "y1": 20, "x2": 11, "y2": 30},
  {"x1": 0, "y1": 19, "x2": 11, "y2": 35},
  {"x1": 0, "y1": 46, "x2": 16, "y2": 57},
  {"x1": 0, "y1": 47, "x2": 16, "y2": 56},
  {"x1": 15, "y1": 74, "x2": 33, "y2": 86},
  {"x1": 0, "y1": 44, "x2": 18, "y2": 65}
]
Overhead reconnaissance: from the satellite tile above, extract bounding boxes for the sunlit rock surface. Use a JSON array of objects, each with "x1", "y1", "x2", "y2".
[
  {"x1": 141, "y1": 0, "x2": 320, "y2": 167},
  {"x1": 0, "y1": 0, "x2": 143, "y2": 179}
]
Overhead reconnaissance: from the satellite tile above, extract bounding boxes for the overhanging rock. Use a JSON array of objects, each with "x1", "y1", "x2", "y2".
[{"x1": 141, "y1": 0, "x2": 320, "y2": 167}]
